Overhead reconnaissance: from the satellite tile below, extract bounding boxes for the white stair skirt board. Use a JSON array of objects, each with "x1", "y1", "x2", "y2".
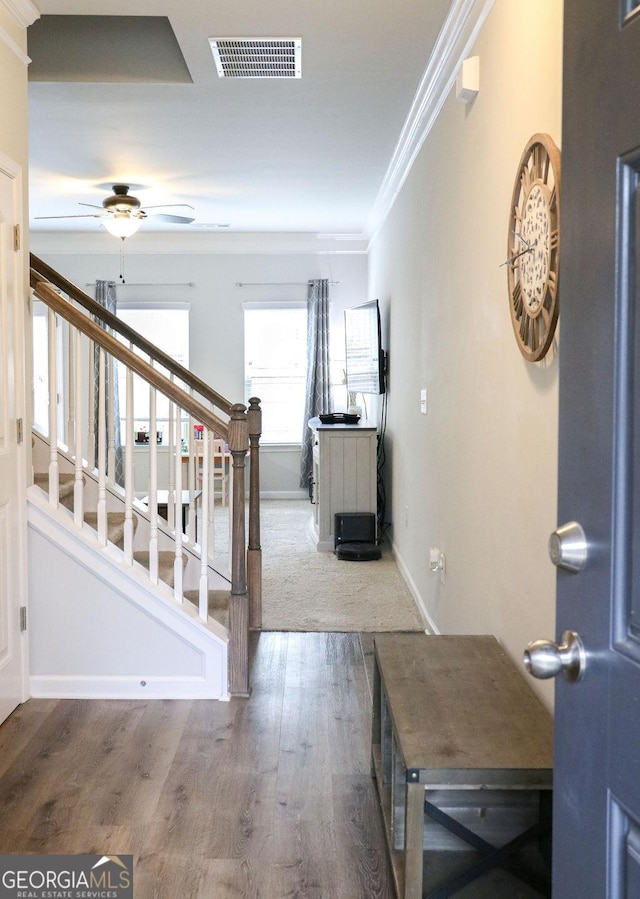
[{"x1": 26, "y1": 486, "x2": 229, "y2": 700}]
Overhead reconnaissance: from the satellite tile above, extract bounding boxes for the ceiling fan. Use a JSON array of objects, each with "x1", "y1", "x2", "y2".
[{"x1": 34, "y1": 184, "x2": 195, "y2": 239}]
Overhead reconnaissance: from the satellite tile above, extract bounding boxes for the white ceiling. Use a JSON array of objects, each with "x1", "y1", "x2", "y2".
[{"x1": 27, "y1": 0, "x2": 453, "y2": 238}]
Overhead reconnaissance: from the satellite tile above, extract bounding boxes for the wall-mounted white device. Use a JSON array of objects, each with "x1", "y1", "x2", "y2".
[{"x1": 456, "y1": 56, "x2": 480, "y2": 104}]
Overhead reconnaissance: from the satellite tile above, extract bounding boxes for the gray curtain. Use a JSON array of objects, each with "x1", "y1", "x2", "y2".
[
  {"x1": 300, "y1": 279, "x2": 332, "y2": 490},
  {"x1": 94, "y1": 280, "x2": 124, "y2": 486}
]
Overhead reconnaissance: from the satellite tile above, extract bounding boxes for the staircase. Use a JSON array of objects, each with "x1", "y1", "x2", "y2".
[{"x1": 28, "y1": 255, "x2": 263, "y2": 699}]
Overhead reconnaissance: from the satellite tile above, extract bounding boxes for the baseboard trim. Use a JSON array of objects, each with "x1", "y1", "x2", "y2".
[
  {"x1": 390, "y1": 539, "x2": 440, "y2": 635},
  {"x1": 260, "y1": 490, "x2": 309, "y2": 500}
]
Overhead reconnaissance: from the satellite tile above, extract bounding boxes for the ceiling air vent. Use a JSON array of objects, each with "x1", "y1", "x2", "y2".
[{"x1": 209, "y1": 38, "x2": 301, "y2": 79}]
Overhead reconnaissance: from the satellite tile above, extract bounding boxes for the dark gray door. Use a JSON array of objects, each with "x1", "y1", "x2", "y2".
[{"x1": 552, "y1": 1, "x2": 640, "y2": 894}]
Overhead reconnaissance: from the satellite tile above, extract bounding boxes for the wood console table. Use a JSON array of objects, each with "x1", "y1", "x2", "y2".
[
  {"x1": 141, "y1": 489, "x2": 202, "y2": 539},
  {"x1": 371, "y1": 634, "x2": 553, "y2": 898}
]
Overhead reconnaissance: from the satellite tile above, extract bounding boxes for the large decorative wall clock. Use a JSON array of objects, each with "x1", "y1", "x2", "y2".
[{"x1": 505, "y1": 132, "x2": 561, "y2": 362}]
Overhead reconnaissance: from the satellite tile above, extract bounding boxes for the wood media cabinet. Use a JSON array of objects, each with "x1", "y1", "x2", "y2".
[
  {"x1": 371, "y1": 633, "x2": 553, "y2": 898},
  {"x1": 308, "y1": 416, "x2": 377, "y2": 551}
]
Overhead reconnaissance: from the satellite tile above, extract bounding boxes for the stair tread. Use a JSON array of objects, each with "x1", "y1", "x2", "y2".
[
  {"x1": 35, "y1": 471, "x2": 75, "y2": 483},
  {"x1": 84, "y1": 511, "x2": 127, "y2": 523},
  {"x1": 134, "y1": 550, "x2": 188, "y2": 565},
  {"x1": 35, "y1": 470, "x2": 141, "y2": 547},
  {"x1": 34, "y1": 471, "x2": 77, "y2": 500},
  {"x1": 83, "y1": 511, "x2": 139, "y2": 548},
  {"x1": 83, "y1": 511, "x2": 129, "y2": 532},
  {"x1": 184, "y1": 589, "x2": 230, "y2": 629},
  {"x1": 134, "y1": 550, "x2": 188, "y2": 589},
  {"x1": 133, "y1": 549, "x2": 189, "y2": 568}
]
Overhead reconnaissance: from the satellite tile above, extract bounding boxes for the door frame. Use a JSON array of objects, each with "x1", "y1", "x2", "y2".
[{"x1": 0, "y1": 149, "x2": 30, "y2": 709}]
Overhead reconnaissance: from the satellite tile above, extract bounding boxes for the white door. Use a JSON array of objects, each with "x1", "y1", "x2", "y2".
[{"x1": 0, "y1": 157, "x2": 27, "y2": 724}]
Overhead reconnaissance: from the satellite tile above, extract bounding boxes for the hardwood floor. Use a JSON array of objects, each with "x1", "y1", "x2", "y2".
[{"x1": 0, "y1": 633, "x2": 394, "y2": 899}]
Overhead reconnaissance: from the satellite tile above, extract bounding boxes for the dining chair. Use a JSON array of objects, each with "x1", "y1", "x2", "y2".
[{"x1": 194, "y1": 437, "x2": 229, "y2": 505}]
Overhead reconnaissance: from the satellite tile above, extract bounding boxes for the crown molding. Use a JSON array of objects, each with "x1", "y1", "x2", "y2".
[
  {"x1": 0, "y1": 0, "x2": 38, "y2": 66},
  {"x1": 1, "y1": 0, "x2": 39, "y2": 28},
  {"x1": 365, "y1": 0, "x2": 495, "y2": 242},
  {"x1": 0, "y1": 22, "x2": 28, "y2": 64}
]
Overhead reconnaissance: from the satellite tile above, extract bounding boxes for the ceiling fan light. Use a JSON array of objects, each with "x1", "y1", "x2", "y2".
[{"x1": 103, "y1": 213, "x2": 142, "y2": 239}]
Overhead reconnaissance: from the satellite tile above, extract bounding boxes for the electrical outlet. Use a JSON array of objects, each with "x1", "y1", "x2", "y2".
[
  {"x1": 429, "y1": 548, "x2": 446, "y2": 584},
  {"x1": 420, "y1": 388, "x2": 428, "y2": 415}
]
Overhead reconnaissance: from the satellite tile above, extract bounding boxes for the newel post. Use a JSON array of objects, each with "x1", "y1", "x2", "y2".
[
  {"x1": 247, "y1": 396, "x2": 262, "y2": 629},
  {"x1": 228, "y1": 403, "x2": 250, "y2": 697}
]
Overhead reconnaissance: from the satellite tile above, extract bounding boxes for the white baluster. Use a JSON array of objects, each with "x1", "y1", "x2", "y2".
[
  {"x1": 148, "y1": 387, "x2": 159, "y2": 585},
  {"x1": 218, "y1": 465, "x2": 232, "y2": 578},
  {"x1": 107, "y1": 352, "x2": 115, "y2": 485},
  {"x1": 173, "y1": 402, "x2": 183, "y2": 601},
  {"x1": 187, "y1": 412, "x2": 196, "y2": 544},
  {"x1": 47, "y1": 309, "x2": 59, "y2": 506},
  {"x1": 123, "y1": 367, "x2": 134, "y2": 564},
  {"x1": 198, "y1": 429, "x2": 210, "y2": 621},
  {"x1": 167, "y1": 398, "x2": 175, "y2": 529},
  {"x1": 208, "y1": 439, "x2": 216, "y2": 566},
  {"x1": 73, "y1": 328, "x2": 84, "y2": 528},
  {"x1": 97, "y1": 347, "x2": 107, "y2": 546},
  {"x1": 87, "y1": 339, "x2": 96, "y2": 469},
  {"x1": 66, "y1": 320, "x2": 75, "y2": 452}
]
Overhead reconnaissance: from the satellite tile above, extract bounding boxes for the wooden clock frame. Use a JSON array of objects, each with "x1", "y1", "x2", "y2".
[{"x1": 506, "y1": 132, "x2": 561, "y2": 362}]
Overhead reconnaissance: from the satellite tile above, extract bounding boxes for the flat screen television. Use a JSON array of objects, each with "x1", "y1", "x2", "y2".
[{"x1": 344, "y1": 299, "x2": 386, "y2": 395}]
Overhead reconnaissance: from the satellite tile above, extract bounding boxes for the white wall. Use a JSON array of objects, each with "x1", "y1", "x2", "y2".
[
  {"x1": 30, "y1": 233, "x2": 368, "y2": 494},
  {"x1": 0, "y1": 4, "x2": 29, "y2": 175},
  {"x1": 368, "y1": 0, "x2": 563, "y2": 707}
]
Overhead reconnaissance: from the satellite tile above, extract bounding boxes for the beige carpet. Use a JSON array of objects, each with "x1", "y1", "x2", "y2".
[{"x1": 261, "y1": 499, "x2": 424, "y2": 632}]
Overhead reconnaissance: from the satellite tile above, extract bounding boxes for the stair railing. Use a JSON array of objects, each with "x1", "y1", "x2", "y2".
[{"x1": 30, "y1": 258, "x2": 260, "y2": 697}]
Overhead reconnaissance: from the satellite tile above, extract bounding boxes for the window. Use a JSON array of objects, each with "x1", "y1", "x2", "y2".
[
  {"x1": 32, "y1": 305, "x2": 52, "y2": 434},
  {"x1": 244, "y1": 304, "x2": 307, "y2": 444},
  {"x1": 116, "y1": 305, "x2": 190, "y2": 444},
  {"x1": 31, "y1": 302, "x2": 64, "y2": 439}
]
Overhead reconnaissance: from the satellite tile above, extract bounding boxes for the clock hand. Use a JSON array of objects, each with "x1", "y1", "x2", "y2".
[
  {"x1": 500, "y1": 237, "x2": 538, "y2": 267},
  {"x1": 513, "y1": 230, "x2": 534, "y2": 250},
  {"x1": 500, "y1": 246, "x2": 531, "y2": 267}
]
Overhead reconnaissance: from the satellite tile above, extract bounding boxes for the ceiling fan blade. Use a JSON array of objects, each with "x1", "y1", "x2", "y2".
[
  {"x1": 143, "y1": 203, "x2": 195, "y2": 211},
  {"x1": 79, "y1": 203, "x2": 105, "y2": 210},
  {"x1": 149, "y1": 213, "x2": 195, "y2": 224},
  {"x1": 34, "y1": 213, "x2": 105, "y2": 219}
]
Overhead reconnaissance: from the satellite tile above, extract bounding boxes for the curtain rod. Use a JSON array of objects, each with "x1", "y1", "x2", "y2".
[{"x1": 235, "y1": 280, "x2": 339, "y2": 287}]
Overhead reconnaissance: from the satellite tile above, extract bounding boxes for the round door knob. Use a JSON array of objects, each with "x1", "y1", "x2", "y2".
[{"x1": 523, "y1": 630, "x2": 586, "y2": 682}]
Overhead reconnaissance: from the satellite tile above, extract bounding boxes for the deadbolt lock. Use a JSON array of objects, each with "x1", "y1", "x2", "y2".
[{"x1": 548, "y1": 521, "x2": 588, "y2": 573}]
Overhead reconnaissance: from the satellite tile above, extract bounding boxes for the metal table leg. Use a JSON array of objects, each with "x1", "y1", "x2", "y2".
[{"x1": 404, "y1": 781, "x2": 425, "y2": 899}]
